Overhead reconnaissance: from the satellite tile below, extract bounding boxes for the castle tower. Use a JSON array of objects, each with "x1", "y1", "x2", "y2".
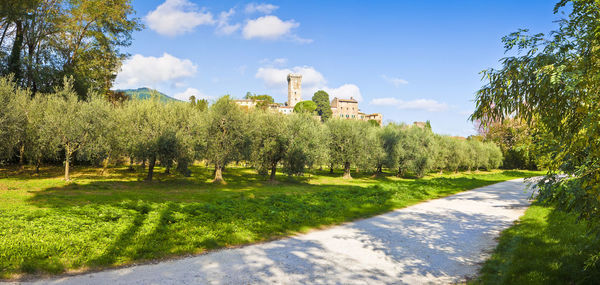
[{"x1": 287, "y1": 73, "x2": 302, "y2": 107}]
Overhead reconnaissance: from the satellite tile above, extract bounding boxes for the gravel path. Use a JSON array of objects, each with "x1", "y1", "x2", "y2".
[{"x1": 24, "y1": 178, "x2": 534, "y2": 285}]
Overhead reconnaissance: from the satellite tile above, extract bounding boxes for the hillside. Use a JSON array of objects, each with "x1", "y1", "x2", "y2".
[{"x1": 118, "y1": 87, "x2": 181, "y2": 102}]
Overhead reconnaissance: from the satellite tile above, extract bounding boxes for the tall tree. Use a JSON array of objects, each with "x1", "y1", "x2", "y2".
[
  {"x1": 312, "y1": 90, "x2": 333, "y2": 122},
  {"x1": 0, "y1": 0, "x2": 141, "y2": 96},
  {"x1": 471, "y1": 0, "x2": 600, "y2": 225}
]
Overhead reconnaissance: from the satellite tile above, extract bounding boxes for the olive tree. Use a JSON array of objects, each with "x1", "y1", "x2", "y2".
[
  {"x1": 249, "y1": 111, "x2": 290, "y2": 181},
  {"x1": 125, "y1": 98, "x2": 174, "y2": 181},
  {"x1": 379, "y1": 123, "x2": 405, "y2": 174},
  {"x1": 326, "y1": 119, "x2": 371, "y2": 179},
  {"x1": 43, "y1": 79, "x2": 110, "y2": 180},
  {"x1": 284, "y1": 113, "x2": 328, "y2": 175},
  {"x1": 169, "y1": 102, "x2": 207, "y2": 176},
  {"x1": 0, "y1": 76, "x2": 27, "y2": 162},
  {"x1": 206, "y1": 96, "x2": 248, "y2": 183}
]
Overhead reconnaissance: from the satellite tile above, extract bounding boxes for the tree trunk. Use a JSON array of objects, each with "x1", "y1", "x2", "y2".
[
  {"x1": 213, "y1": 164, "x2": 226, "y2": 184},
  {"x1": 146, "y1": 155, "x2": 156, "y2": 181},
  {"x1": 165, "y1": 163, "x2": 170, "y2": 174},
  {"x1": 329, "y1": 163, "x2": 334, "y2": 174},
  {"x1": 376, "y1": 164, "x2": 382, "y2": 174},
  {"x1": 397, "y1": 166, "x2": 403, "y2": 177},
  {"x1": 141, "y1": 159, "x2": 146, "y2": 169},
  {"x1": 101, "y1": 155, "x2": 110, "y2": 175},
  {"x1": 64, "y1": 155, "x2": 70, "y2": 181},
  {"x1": 18, "y1": 143, "x2": 25, "y2": 170},
  {"x1": 343, "y1": 161, "x2": 352, "y2": 179},
  {"x1": 7, "y1": 20, "x2": 23, "y2": 80},
  {"x1": 35, "y1": 158, "x2": 40, "y2": 174},
  {"x1": 27, "y1": 36, "x2": 36, "y2": 93},
  {"x1": 269, "y1": 162, "x2": 277, "y2": 181},
  {"x1": 128, "y1": 156, "x2": 134, "y2": 171},
  {"x1": 0, "y1": 23, "x2": 9, "y2": 48}
]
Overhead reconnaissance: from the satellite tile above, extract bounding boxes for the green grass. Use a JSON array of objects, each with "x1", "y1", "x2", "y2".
[
  {"x1": 476, "y1": 205, "x2": 600, "y2": 284},
  {"x1": 0, "y1": 165, "x2": 541, "y2": 279}
]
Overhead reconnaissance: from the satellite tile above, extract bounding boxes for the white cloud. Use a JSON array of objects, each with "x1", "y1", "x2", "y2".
[
  {"x1": 323, "y1": 84, "x2": 363, "y2": 102},
  {"x1": 382, "y1": 75, "x2": 409, "y2": 87},
  {"x1": 243, "y1": 15, "x2": 299, "y2": 40},
  {"x1": 259, "y1": 57, "x2": 288, "y2": 66},
  {"x1": 146, "y1": 0, "x2": 215, "y2": 37},
  {"x1": 115, "y1": 53, "x2": 197, "y2": 89},
  {"x1": 245, "y1": 3, "x2": 278, "y2": 14},
  {"x1": 173, "y1": 88, "x2": 211, "y2": 101},
  {"x1": 215, "y1": 8, "x2": 241, "y2": 35},
  {"x1": 255, "y1": 66, "x2": 326, "y2": 89},
  {"x1": 370, "y1": 97, "x2": 448, "y2": 112},
  {"x1": 370, "y1": 97, "x2": 401, "y2": 105}
]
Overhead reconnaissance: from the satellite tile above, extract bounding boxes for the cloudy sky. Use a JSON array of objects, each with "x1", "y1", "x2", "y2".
[{"x1": 115, "y1": 0, "x2": 559, "y2": 136}]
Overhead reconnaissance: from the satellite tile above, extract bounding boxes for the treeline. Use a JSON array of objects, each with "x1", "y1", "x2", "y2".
[{"x1": 0, "y1": 77, "x2": 502, "y2": 182}]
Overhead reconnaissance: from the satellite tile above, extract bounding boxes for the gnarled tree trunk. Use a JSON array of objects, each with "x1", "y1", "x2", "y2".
[
  {"x1": 343, "y1": 161, "x2": 352, "y2": 179},
  {"x1": 213, "y1": 164, "x2": 225, "y2": 184}
]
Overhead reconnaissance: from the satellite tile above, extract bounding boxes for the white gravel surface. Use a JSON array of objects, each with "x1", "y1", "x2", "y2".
[{"x1": 21, "y1": 178, "x2": 535, "y2": 285}]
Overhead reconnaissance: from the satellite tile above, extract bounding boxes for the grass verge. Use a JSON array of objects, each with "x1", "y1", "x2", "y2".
[
  {"x1": 475, "y1": 205, "x2": 600, "y2": 284},
  {"x1": 0, "y1": 165, "x2": 541, "y2": 279}
]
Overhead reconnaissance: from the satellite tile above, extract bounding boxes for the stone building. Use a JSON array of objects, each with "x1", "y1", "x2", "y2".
[
  {"x1": 330, "y1": 97, "x2": 383, "y2": 126},
  {"x1": 331, "y1": 97, "x2": 360, "y2": 119},
  {"x1": 287, "y1": 74, "x2": 302, "y2": 107},
  {"x1": 234, "y1": 99, "x2": 258, "y2": 109},
  {"x1": 365, "y1": 113, "x2": 383, "y2": 125}
]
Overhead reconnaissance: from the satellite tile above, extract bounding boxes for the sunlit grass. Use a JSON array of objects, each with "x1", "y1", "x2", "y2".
[
  {"x1": 0, "y1": 165, "x2": 542, "y2": 279},
  {"x1": 476, "y1": 205, "x2": 600, "y2": 284}
]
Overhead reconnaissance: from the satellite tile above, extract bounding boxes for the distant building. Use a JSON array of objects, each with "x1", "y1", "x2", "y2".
[
  {"x1": 234, "y1": 99, "x2": 258, "y2": 109},
  {"x1": 331, "y1": 97, "x2": 359, "y2": 119},
  {"x1": 287, "y1": 74, "x2": 302, "y2": 107},
  {"x1": 330, "y1": 97, "x2": 383, "y2": 126},
  {"x1": 365, "y1": 113, "x2": 383, "y2": 125},
  {"x1": 413, "y1": 121, "x2": 426, "y2": 128},
  {"x1": 277, "y1": 105, "x2": 294, "y2": 115},
  {"x1": 235, "y1": 73, "x2": 383, "y2": 124}
]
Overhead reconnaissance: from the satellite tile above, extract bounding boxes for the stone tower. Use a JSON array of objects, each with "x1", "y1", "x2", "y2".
[{"x1": 287, "y1": 73, "x2": 302, "y2": 107}]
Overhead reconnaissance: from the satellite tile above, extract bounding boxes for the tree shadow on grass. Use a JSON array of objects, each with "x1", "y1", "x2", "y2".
[{"x1": 7, "y1": 170, "x2": 532, "y2": 279}]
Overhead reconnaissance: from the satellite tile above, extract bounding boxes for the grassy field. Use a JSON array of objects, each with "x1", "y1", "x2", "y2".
[
  {"x1": 0, "y1": 165, "x2": 541, "y2": 279},
  {"x1": 476, "y1": 205, "x2": 600, "y2": 284}
]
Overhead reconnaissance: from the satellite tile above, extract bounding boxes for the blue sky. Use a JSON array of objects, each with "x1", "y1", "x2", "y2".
[{"x1": 115, "y1": 0, "x2": 561, "y2": 136}]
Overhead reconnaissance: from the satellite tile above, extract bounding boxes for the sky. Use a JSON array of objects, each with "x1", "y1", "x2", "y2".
[{"x1": 115, "y1": 0, "x2": 563, "y2": 136}]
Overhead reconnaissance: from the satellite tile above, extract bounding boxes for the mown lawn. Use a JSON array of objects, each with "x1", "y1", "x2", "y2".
[
  {"x1": 0, "y1": 165, "x2": 541, "y2": 279},
  {"x1": 476, "y1": 205, "x2": 600, "y2": 284}
]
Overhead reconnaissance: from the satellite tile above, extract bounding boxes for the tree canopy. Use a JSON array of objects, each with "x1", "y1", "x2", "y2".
[
  {"x1": 312, "y1": 90, "x2": 333, "y2": 121},
  {"x1": 471, "y1": 0, "x2": 600, "y2": 271},
  {"x1": 293, "y1": 100, "x2": 317, "y2": 114},
  {"x1": 0, "y1": 0, "x2": 141, "y2": 97}
]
